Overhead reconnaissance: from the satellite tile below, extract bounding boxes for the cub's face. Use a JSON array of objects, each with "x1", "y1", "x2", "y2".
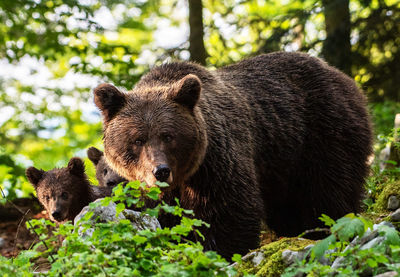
[
  {"x1": 35, "y1": 178, "x2": 72, "y2": 222},
  {"x1": 94, "y1": 74, "x2": 207, "y2": 189},
  {"x1": 26, "y1": 158, "x2": 86, "y2": 222},
  {"x1": 87, "y1": 147, "x2": 127, "y2": 188}
]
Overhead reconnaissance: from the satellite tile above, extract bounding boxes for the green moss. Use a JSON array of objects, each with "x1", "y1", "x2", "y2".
[
  {"x1": 373, "y1": 181, "x2": 400, "y2": 212},
  {"x1": 236, "y1": 237, "x2": 314, "y2": 276}
]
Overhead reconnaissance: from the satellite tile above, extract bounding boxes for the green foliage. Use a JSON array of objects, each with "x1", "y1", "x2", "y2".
[
  {"x1": 0, "y1": 182, "x2": 236, "y2": 276},
  {"x1": 0, "y1": 253, "x2": 36, "y2": 277},
  {"x1": 1, "y1": 0, "x2": 399, "y2": 200},
  {"x1": 283, "y1": 214, "x2": 400, "y2": 276},
  {"x1": 204, "y1": 0, "x2": 400, "y2": 101},
  {"x1": 0, "y1": 0, "x2": 162, "y2": 198},
  {"x1": 370, "y1": 101, "x2": 400, "y2": 137}
]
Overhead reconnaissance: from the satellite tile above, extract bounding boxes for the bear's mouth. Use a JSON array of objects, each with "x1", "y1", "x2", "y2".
[
  {"x1": 143, "y1": 173, "x2": 173, "y2": 188},
  {"x1": 49, "y1": 210, "x2": 68, "y2": 222}
]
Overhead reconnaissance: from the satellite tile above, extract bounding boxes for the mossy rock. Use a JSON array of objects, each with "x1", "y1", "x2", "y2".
[
  {"x1": 374, "y1": 181, "x2": 400, "y2": 212},
  {"x1": 236, "y1": 237, "x2": 314, "y2": 276}
]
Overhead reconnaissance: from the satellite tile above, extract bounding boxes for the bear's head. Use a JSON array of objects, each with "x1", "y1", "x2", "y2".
[
  {"x1": 26, "y1": 157, "x2": 90, "y2": 222},
  {"x1": 87, "y1": 146, "x2": 127, "y2": 188},
  {"x1": 93, "y1": 74, "x2": 207, "y2": 189}
]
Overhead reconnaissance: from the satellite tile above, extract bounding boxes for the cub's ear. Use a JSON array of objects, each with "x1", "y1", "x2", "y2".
[
  {"x1": 26, "y1": 167, "x2": 45, "y2": 188},
  {"x1": 93, "y1": 83, "x2": 126, "y2": 122},
  {"x1": 170, "y1": 74, "x2": 201, "y2": 110},
  {"x1": 87, "y1": 147, "x2": 103, "y2": 165},
  {"x1": 67, "y1": 157, "x2": 85, "y2": 177}
]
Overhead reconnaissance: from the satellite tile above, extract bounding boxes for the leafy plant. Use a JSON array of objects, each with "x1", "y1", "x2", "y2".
[
  {"x1": 283, "y1": 214, "x2": 400, "y2": 276},
  {"x1": 0, "y1": 181, "x2": 237, "y2": 276}
]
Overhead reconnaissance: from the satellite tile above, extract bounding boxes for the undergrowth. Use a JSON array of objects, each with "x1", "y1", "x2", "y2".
[{"x1": 0, "y1": 181, "x2": 242, "y2": 276}]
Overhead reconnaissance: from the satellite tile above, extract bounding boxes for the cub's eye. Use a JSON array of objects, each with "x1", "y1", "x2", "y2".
[
  {"x1": 162, "y1": 134, "x2": 173, "y2": 143},
  {"x1": 103, "y1": 168, "x2": 108, "y2": 176},
  {"x1": 45, "y1": 196, "x2": 50, "y2": 202},
  {"x1": 135, "y1": 139, "x2": 145, "y2": 146},
  {"x1": 61, "y1": 192, "x2": 68, "y2": 200}
]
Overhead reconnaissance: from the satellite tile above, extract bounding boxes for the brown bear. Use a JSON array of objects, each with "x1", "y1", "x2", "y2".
[
  {"x1": 93, "y1": 52, "x2": 373, "y2": 259},
  {"x1": 26, "y1": 157, "x2": 112, "y2": 222},
  {"x1": 87, "y1": 146, "x2": 127, "y2": 188}
]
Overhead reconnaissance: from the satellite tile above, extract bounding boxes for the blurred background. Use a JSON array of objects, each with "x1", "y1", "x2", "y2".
[{"x1": 0, "y1": 0, "x2": 399, "y2": 199}]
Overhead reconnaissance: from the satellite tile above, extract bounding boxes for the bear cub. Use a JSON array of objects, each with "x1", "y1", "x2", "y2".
[
  {"x1": 26, "y1": 157, "x2": 112, "y2": 222},
  {"x1": 87, "y1": 146, "x2": 127, "y2": 188}
]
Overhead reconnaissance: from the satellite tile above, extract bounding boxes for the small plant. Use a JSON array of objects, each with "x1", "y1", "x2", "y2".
[{"x1": 283, "y1": 214, "x2": 400, "y2": 276}]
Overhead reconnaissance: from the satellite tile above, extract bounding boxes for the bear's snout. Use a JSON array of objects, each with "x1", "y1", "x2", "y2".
[
  {"x1": 153, "y1": 164, "x2": 171, "y2": 182},
  {"x1": 51, "y1": 210, "x2": 62, "y2": 221}
]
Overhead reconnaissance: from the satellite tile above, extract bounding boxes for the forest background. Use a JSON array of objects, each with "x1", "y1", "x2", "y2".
[{"x1": 0, "y1": 0, "x2": 399, "y2": 200}]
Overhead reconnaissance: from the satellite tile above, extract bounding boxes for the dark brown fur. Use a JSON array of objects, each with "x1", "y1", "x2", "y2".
[
  {"x1": 87, "y1": 147, "x2": 127, "y2": 188},
  {"x1": 26, "y1": 157, "x2": 112, "y2": 222},
  {"x1": 93, "y1": 52, "x2": 373, "y2": 259}
]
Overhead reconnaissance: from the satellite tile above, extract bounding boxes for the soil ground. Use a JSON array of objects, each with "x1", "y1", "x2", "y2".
[{"x1": 0, "y1": 198, "x2": 48, "y2": 257}]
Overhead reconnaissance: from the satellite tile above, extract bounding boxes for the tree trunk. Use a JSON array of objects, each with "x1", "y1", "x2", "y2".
[
  {"x1": 188, "y1": 0, "x2": 207, "y2": 65},
  {"x1": 322, "y1": 0, "x2": 351, "y2": 75}
]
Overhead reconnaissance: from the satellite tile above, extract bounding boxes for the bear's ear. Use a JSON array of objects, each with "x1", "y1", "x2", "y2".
[
  {"x1": 26, "y1": 167, "x2": 45, "y2": 188},
  {"x1": 170, "y1": 74, "x2": 201, "y2": 110},
  {"x1": 67, "y1": 157, "x2": 85, "y2": 177},
  {"x1": 87, "y1": 147, "x2": 103, "y2": 165},
  {"x1": 93, "y1": 83, "x2": 126, "y2": 122}
]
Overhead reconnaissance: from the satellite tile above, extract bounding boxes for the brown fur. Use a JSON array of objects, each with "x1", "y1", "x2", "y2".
[
  {"x1": 93, "y1": 52, "x2": 373, "y2": 259},
  {"x1": 26, "y1": 157, "x2": 112, "y2": 222},
  {"x1": 87, "y1": 147, "x2": 127, "y2": 187}
]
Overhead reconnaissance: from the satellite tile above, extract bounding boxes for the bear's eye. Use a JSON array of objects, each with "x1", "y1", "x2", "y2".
[
  {"x1": 103, "y1": 168, "x2": 108, "y2": 176},
  {"x1": 45, "y1": 195, "x2": 50, "y2": 202},
  {"x1": 162, "y1": 134, "x2": 173, "y2": 143},
  {"x1": 61, "y1": 192, "x2": 68, "y2": 200},
  {"x1": 135, "y1": 139, "x2": 145, "y2": 146}
]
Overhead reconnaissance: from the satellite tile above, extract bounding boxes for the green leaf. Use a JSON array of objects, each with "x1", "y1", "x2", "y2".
[
  {"x1": 147, "y1": 187, "x2": 161, "y2": 200},
  {"x1": 116, "y1": 203, "x2": 126, "y2": 217},
  {"x1": 366, "y1": 258, "x2": 378, "y2": 268},
  {"x1": 311, "y1": 234, "x2": 336, "y2": 260},
  {"x1": 232, "y1": 253, "x2": 242, "y2": 263},
  {"x1": 132, "y1": 235, "x2": 147, "y2": 244},
  {"x1": 319, "y1": 214, "x2": 336, "y2": 227},
  {"x1": 378, "y1": 225, "x2": 400, "y2": 246},
  {"x1": 156, "y1": 181, "x2": 169, "y2": 188},
  {"x1": 332, "y1": 214, "x2": 365, "y2": 241}
]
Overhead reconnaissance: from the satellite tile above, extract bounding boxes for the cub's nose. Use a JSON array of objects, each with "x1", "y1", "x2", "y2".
[
  {"x1": 106, "y1": 181, "x2": 116, "y2": 187},
  {"x1": 52, "y1": 211, "x2": 62, "y2": 221},
  {"x1": 153, "y1": 165, "x2": 171, "y2": 182}
]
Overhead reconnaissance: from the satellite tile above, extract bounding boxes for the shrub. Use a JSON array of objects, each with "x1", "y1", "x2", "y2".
[{"x1": 1, "y1": 181, "x2": 237, "y2": 276}]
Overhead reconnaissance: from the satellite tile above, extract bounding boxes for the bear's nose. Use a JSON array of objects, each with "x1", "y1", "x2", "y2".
[
  {"x1": 153, "y1": 165, "x2": 170, "y2": 182},
  {"x1": 52, "y1": 211, "x2": 62, "y2": 220},
  {"x1": 106, "y1": 181, "x2": 116, "y2": 187}
]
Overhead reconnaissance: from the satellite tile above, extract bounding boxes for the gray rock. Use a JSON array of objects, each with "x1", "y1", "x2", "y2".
[
  {"x1": 374, "y1": 221, "x2": 395, "y2": 229},
  {"x1": 282, "y1": 250, "x2": 298, "y2": 265},
  {"x1": 358, "y1": 229, "x2": 378, "y2": 245},
  {"x1": 360, "y1": 236, "x2": 385, "y2": 250},
  {"x1": 122, "y1": 209, "x2": 161, "y2": 231},
  {"x1": 74, "y1": 198, "x2": 161, "y2": 238},
  {"x1": 0, "y1": 237, "x2": 4, "y2": 248},
  {"x1": 74, "y1": 199, "x2": 123, "y2": 224},
  {"x1": 240, "y1": 251, "x2": 260, "y2": 264},
  {"x1": 282, "y1": 244, "x2": 314, "y2": 266},
  {"x1": 387, "y1": 195, "x2": 400, "y2": 211},
  {"x1": 331, "y1": 256, "x2": 345, "y2": 269},
  {"x1": 379, "y1": 145, "x2": 390, "y2": 172},
  {"x1": 282, "y1": 250, "x2": 303, "y2": 265},
  {"x1": 227, "y1": 250, "x2": 265, "y2": 272},
  {"x1": 390, "y1": 208, "x2": 400, "y2": 221},
  {"x1": 251, "y1": 251, "x2": 265, "y2": 267},
  {"x1": 375, "y1": 271, "x2": 398, "y2": 277}
]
